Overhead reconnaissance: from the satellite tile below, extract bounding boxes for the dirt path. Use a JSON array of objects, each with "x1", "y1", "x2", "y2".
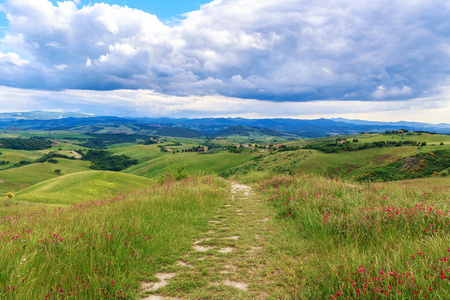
[{"x1": 140, "y1": 182, "x2": 289, "y2": 299}]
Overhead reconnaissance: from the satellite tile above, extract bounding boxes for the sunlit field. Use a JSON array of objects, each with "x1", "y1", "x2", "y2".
[
  {"x1": 244, "y1": 172, "x2": 450, "y2": 299},
  {"x1": 0, "y1": 176, "x2": 227, "y2": 299}
]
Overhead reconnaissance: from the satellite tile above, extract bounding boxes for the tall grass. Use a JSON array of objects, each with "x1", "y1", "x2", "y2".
[
  {"x1": 253, "y1": 173, "x2": 450, "y2": 299},
  {"x1": 0, "y1": 175, "x2": 227, "y2": 299}
]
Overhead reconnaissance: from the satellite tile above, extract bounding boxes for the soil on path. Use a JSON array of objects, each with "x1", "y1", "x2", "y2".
[{"x1": 139, "y1": 181, "x2": 290, "y2": 299}]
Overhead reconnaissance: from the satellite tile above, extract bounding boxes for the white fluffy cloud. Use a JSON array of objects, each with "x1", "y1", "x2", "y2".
[
  {"x1": 0, "y1": 0, "x2": 450, "y2": 103},
  {"x1": 0, "y1": 51, "x2": 28, "y2": 66}
]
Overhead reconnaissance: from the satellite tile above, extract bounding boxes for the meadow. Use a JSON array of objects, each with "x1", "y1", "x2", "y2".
[
  {"x1": 0, "y1": 149, "x2": 43, "y2": 170},
  {"x1": 0, "y1": 175, "x2": 228, "y2": 299},
  {"x1": 14, "y1": 171, "x2": 154, "y2": 204},
  {"x1": 224, "y1": 133, "x2": 450, "y2": 181},
  {"x1": 0, "y1": 159, "x2": 92, "y2": 195},
  {"x1": 122, "y1": 151, "x2": 254, "y2": 178},
  {"x1": 241, "y1": 172, "x2": 450, "y2": 299}
]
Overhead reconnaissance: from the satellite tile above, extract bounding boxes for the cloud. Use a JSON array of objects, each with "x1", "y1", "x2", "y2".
[
  {"x1": 0, "y1": 51, "x2": 28, "y2": 66},
  {"x1": 371, "y1": 85, "x2": 412, "y2": 99},
  {"x1": 0, "y1": 0, "x2": 449, "y2": 102},
  {"x1": 0, "y1": 85, "x2": 449, "y2": 123},
  {"x1": 54, "y1": 64, "x2": 67, "y2": 70}
]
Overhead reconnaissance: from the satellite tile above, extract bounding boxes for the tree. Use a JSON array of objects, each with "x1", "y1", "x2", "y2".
[
  {"x1": 54, "y1": 169, "x2": 62, "y2": 175},
  {"x1": 6, "y1": 192, "x2": 14, "y2": 199}
]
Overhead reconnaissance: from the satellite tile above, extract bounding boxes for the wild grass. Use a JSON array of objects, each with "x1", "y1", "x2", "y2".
[
  {"x1": 251, "y1": 173, "x2": 450, "y2": 299},
  {"x1": 226, "y1": 146, "x2": 422, "y2": 179},
  {"x1": 0, "y1": 175, "x2": 228, "y2": 299}
]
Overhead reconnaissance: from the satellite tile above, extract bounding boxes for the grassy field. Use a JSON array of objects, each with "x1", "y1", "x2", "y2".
[
  {"x1": 0, "y1": 159, "x2": 92, "y2": 194},
  {"x1": 240, "y1": 172, "x2": 450, "y2": 299},
  {"x1": 299, "y1": 146, "x2": 422, "y2": 178},
  {"x1": 0, "y1": 149, "x2": 43, "y2": 170},
  {"x1": 123, "y1": 151, "x2": 254, "y2": 178},
  {"x1": 360, "y1": 133, "x2": 450, "y2": 145},
  {"x1": 14, "y1": 171, "x2": 155, "y2": 204},
  {"x1": 0, "y1": 175, "x2": 228, "y2": 299},
  {"x1": 108, "y1": 144, "x2": 167, "y2": 163},
  {"x1": 223, "y1": 147, "x2": 412, "y2": 178},
  {"x1": 224, "y1": 141, "x2": 450, "y2": 180}
]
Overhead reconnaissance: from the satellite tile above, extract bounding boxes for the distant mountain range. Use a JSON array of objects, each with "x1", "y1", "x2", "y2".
[
  {"x1": 0, "y1": 111, "x2": 448, "y2": 138},
  {"x1": 216, "y1": 125, "x2": 293, "y2": 138},
  {"x1": 0, "y1": 111, "x2": 92, "y2": 120}
]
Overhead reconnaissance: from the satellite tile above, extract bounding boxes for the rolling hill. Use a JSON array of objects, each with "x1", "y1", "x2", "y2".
[
  {"x1": 15, "y1": 170, "x2": 154, "y2": 204},
  {"x1": 122, "y1": 151, "x2": 254, "y2": 178},
  {"x1": 0, "y1": 158, "x2": 92, "y2": 194}
]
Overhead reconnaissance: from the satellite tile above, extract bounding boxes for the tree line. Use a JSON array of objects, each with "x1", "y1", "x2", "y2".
[
  {"x1": 0, "y1": 138, "x2": 52, "y2": 150},
  {"x1": 303, "y1": 140, "x2": 425, "y2": 153}
]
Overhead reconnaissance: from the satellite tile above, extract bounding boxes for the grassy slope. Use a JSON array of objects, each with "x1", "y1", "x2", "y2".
[
  {"x1": 358, "y1": 133, "x2": 450, "y2": 144},
  {"x1": 123, "y1": 152, "x2": 254, "y2": 178},
  {"x1": 226, "y1": 140, "x2": 450, "y2": 180},
  {"x1": 108, "y1": 144, "x2": 166, "y2": 163},
  {"x1": 15, "y1": 170, "x2": 154, "y2": 204},
  {"x1": 0, "y1": 149, "x2": 43, "y2": 169},
  {"x1": 245, "y1": 172, "x2": 450, "y2": 299},
  {"x1": 0, "y1": 159, "x2": 92, "y2": 194},
  {"x1": 299, "y1": 146, "x2": 421, "y2": 178},
  {"x1": 0, "y1": 176, "x2": 228, "y2": 299}
]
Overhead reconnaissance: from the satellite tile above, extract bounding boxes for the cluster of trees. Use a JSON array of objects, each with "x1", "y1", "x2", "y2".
[
  {"x1": 0, "y1": 152, "x2": 8, "y2": 165},
  {"x1": 304, "y1": 140, "x2": 425, "y2": 153},
  {"x1": 0, "y1": 138, "x2": 52, "y2": 150},
  {"x1": 277, "y1": 145, "x2": 300, "y2": 152},
  {"x1": 226, "y1": 145, "x2": 244, "y2": 153},
  {"x1": 182, "y1": 146, "x2": 208, "y2": 153},
  {"x1": 80, "y1": 149, "x2": 138, "y2": 171},
  {"x1": 143, "y1": 137, "x2": 159, "y2": 145},
  {"x1": 383, "y1": 129, "x2": 410, "y2": 134},
  {"x1": 12, "y1": 161, "x2": 33, "y2": 167},
  {"x1": 77, "y1": 133, "x2": 151, "y2": 149}
]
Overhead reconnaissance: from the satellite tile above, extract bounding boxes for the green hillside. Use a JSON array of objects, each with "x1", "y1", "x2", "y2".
[
  {"x1": 108, "y1": 144, "x2": 169, "y2": 162},
  {"x1": 123, "y1": 151, "x2": 254, "y2": 178},
  {"x1": 0, "y1": 148, "x2": 43, "y2": 169},
  {"x1": 356, "y1": 150, "x2": 450, "y2": 181},
  {"x1": 15, "y1": 171, "x2": 154, "y2": 204},
  {"x1": 223, "y1": 145, "x2": 450, "y2": 179},
  {"x1": 0, "y1": 158, "x2": 92, "y2": 194},
  {"x1": 359, "y1": 132, "x2": 450, "y2": 144}
]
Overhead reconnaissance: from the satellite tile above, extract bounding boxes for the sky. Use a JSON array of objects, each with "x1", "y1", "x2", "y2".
[{"x1": 0, "y1": 0, "x2": 449, "y2": 123}]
